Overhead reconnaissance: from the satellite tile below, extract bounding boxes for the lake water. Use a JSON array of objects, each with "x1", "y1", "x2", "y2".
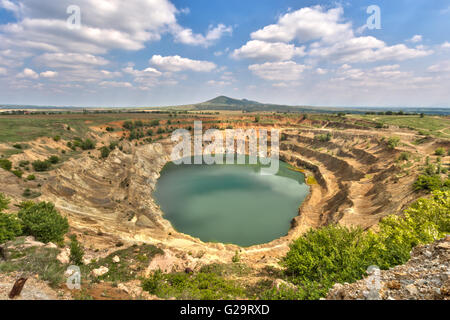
[{"x1": 153, "y1": 158, "x2": 309, "y2": 247}]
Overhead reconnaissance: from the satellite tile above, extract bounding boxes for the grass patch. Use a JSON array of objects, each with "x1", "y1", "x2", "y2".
[
  {"x1": 0, "y1": 244, "x2": 66, "y2": 287},
  {"x1": 86, "y1": 244, "x2": 163, "y2": 282}
]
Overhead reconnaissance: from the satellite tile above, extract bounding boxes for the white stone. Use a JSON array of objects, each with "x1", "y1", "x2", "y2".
[
  {"x1": 112, "y1": 255, "x2": 120, "y2": 263},
  {"x1": 92, "y1": 266, "x2": 109, "y2": 277},
  {"x1": 56, "y1": 248, "x2": 70, "y2": 264}
]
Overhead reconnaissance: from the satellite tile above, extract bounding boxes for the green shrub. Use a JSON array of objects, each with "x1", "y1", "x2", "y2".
[
  {"x1": 53, "y1": 136, "x2": 61, "y2": 142},
  {"x1": 0, "y1": 213, "x2": 22, "y2": 244},
  {"x1": 283, "y1": 225, "x2": 381, "y2": 288},
  {"x1": 69, "y1": 235, "x2": 84, "y2": 266},
  {"x1": 315, "y1": 133, "x2": 332, "y2": 142},
  {"x1": 378, "y1": 190, "x2": 450, "y2": 265},
  {"x1": 19, "y1": 160, "x2": 30, "y2": 167},
  {"x1": 435, "y1": 148, "x2": 445, "y2": 156},
  {"x1": 12, "y1": 169, "x2": 23, "y2": 178},
  {"x1": 13, "y1": 144, "x2": 22, "y2": 149},
  {"x1": 0, "y1": 194, "x2": 22, "y2": 244},
  {"x1": 398, "y1": 152, "x2": 410, "y2": 161},
  {"x1": 0, "y1": 159, "x2": 12, "y2": 171},
  {"x1": 32, "y1": 160, "x2": 51, "y2": 172},
  {"x1": 99, "y1": 146, "x2": 111, "y2": 159},
  {"x1": 414, "y1": 175, "x2": 444, "y2": 191},
  {"x1": 18, "y1": 201, "x2": 69, "y2": 244},
  {"x1": 47, "y1": 156, "x2": 60, "y2": 164},
  {"x1": 26, "y1": 174, "x2": 36, "y2": 181},
  {"x1": 281, "y1": 190, "x2": 450, "y2": 299},
  {"x1": 387, "y1": 137, "x2": 400, "y2": 150},
  {"x1": 81, "y1": 139, "x2": 96, "y2": 150},
  {"x1": 142, "y1": 270, "x2": 245, "y2": 300}
]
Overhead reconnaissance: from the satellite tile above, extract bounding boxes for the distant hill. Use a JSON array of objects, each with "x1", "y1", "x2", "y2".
[
  {"x1": 190, "y1": 96, "x2": 450, "y2": 115},
  {"x1": 203, "y1": 96, "x2": 262, "y2": 106}
]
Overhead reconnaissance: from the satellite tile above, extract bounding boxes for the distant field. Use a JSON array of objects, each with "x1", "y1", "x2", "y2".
[
  {"x1": 0, "y1": 113, "x2": 172, "y2": 143},
  {"x1": 352, "y1": 115, "x2": 450, "y2": 139}
]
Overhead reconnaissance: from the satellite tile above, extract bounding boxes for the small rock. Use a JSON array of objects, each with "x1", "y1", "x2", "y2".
[
  {"x1": 112, "y1": 256, "x2": 120, "y2": 263},
  {"x1": 91, "y1": 266, "x2": 109, "y2": 277},
  {"x1": 405, "y1": 284, "x2": 418, "y2": 296},
  {"x1": 45, "y1": 243, "x2": 58, "y2": 249},
  {"x1": 56, "y1": 248, "x2": 70, "y2": 264}
]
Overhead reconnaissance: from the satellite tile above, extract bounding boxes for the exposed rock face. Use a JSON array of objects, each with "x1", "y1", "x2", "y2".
[
  {"x1": 327, "y1": 236, "x2": 450, "y2": 300},
  {"x1": 42, "y1": 141, "x2": 174, "y2": 239}
]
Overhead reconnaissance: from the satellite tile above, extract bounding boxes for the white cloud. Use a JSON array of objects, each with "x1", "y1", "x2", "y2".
[
  {"x1": 251, "y1": 6, "x2": 352, "y2": 43},
  {"x1": 427, "y1": 60, "x2": 450, "y2": 73},
  {"x1": 231, "y1": 40, "x2": 306, "y2": 61},
  {"x1": 315, "y1": 68, "x2": 328, "y2": 75},
  {"x1": 17, "y1": 68, "x2": 39, "y2": 79},
  {"x1": 0, "y1": 0, "x2": 231, "y2": 57},
  {"x1": 149, "y1": 55, "x2": 216, "y2": 72},
  {"x1": 100, "y1": 81, "x2": 133, "y2": 88},
  {"x1": 409, "y1": 35, "x2": 423, "y2": 43},
  {"x1": 171, "y1": 23, "x2": 232, "y2": 47},
  {"x1": 249, "y1": 61, "x2": 306, "y2": 81},
  {"x1": 308, "y1": 37, "x2": 433, "y2": 64},
  {"x1": 0, "y1": 0, "x2": 21, "y2": 14},
  {"x1": 40, "y1": 70, "x2": 58, "y2": 78},
  {"x1": 0, "y1": 67, "x2": 7, "y2": 75},
  {"x1": 34, "y1": 53, "x2": 109, "y2": 69},
  {"x1": 248, "y1": 6, "x2": 432, "y2": 64},
  {"x1": 207, "y1": 80, "x2": 231, "y2": 86},
  {"x1": 442, "y1": 42, "x2": 450, "y2": 49}
]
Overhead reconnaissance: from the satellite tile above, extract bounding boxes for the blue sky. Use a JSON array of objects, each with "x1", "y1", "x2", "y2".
[{"x1": 0, "y1": 0, "x2": 449, "y2": 107}]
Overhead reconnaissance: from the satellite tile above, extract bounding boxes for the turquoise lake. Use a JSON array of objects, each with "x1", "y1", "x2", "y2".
[{"x1": 153, "y1": 158, "x2": 310, "y2": 247}]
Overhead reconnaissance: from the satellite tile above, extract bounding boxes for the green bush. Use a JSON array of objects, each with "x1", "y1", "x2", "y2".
[
  {"x1": 99, "y1": 146, "x2": 111, "y2": 159},
  {"x1": 142, "y1": 270, "x2": 245, "y2": 300},
  {"x1": 378, "y1": 190, "x2": 450, "y2": 265},
  {"x1": 19, "y1": 160, "x2": 30, "y2": 167},
  {"x1": 53, "y1": 136, "x2": 61, "y2": 142},
  {"x1": 81, "y1": 139, "x2": 96, "y2": 150},
  {"x1": 12, "y1": 169, "x2": 23, "y2": 178},
  {"x1": 281, "y1": 190, "x2": 450, "y2": 299},
  {"x1": 0, "y1": 194, "x2": 22, "y2": 244},
  {"x1": 32, "y1": 160, "x2": 51, "y2": 172},
  {"x1": 0, "y1": 159, "x2": 12, "y2": 171},
  {"x1": 413, "y1": 175, "x2": 443, "y2": 191},
  {"x1": 69, "y1": 235, "x2": 84, "y2": 266},
  {"x1": 435, "y1": 148, "x2": 445, "y2": 156},
  {"x1": 387, "y1": 137, "x2": 400, "y2": 150},
  {"x1": 26, "y1": 174, "x2": 36, "y2": 181},
  {"x1": 18, "y1": 201, "x2": 69, "y2": 244},
  {"x1": 283, "y1": 225, "x2": 381, "y2": 288},
  {"x1": 315, "y1": 133, "x2": 332, "y2": 142},
  {"x1": 398, "y1": 152, "x2": 410, "y2": 161},
  {"x1": 47, "y1": 156, "x2": 60, "y2": 164}
]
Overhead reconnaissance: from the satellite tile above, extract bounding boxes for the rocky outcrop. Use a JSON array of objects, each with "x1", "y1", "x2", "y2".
[{"x1": 327, "y1": 236, "x2": 450, "y2": 300}]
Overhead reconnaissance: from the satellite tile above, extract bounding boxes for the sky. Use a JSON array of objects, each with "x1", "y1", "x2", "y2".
[{"x1": 0, "y1": 0, "x2": 449, "y2": 108}]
